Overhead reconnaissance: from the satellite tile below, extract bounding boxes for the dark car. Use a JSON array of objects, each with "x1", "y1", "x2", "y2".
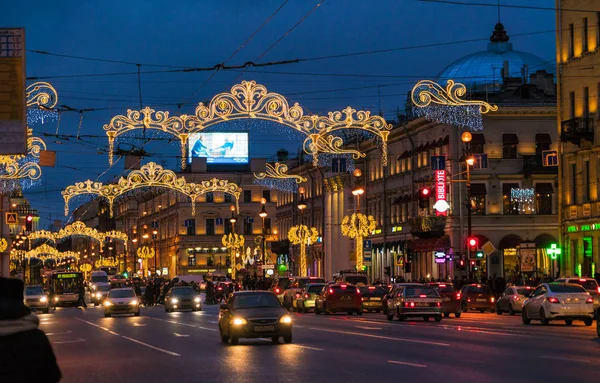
[
  {"x1": 218, "y1": 291, "x2": 292, "y2": 345},
  {"x1": 460, "y1": 284, "x2": 495, "y2": 313},
  {"x1": 165, "y1": 286, "x2": 202, "y2": 312},
  {"x1": 359, "y1": 285, "x2": 386, "y2": 313},
  {"x1": 270, "y1": 277, "x2": 293, "y2": 304},
  {"x1": 428, "y1": 283, "x2": 461, "y2": 318},
  {"x1": 387, "y1": 284, "x2": 443, "y2": 322},
  {"x1": 315, "y1": 283, "x2": 362, "y2": 315}
]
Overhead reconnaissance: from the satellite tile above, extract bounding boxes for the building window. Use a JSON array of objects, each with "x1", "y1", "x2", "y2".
[
  {"x1": 569, "y1": 91, "x2": 575, "y2": 119},
  {"x1": 571, "y1": 163, "x2": 577, "y2": 205},
  {"x1": 469, "y1": 183, "x2": 487, "y2": 215},
  {"x1": 502, "y1": 183, "x2": 519, "y2": 215},
  {"x1": 535, "y1": 134, "x2": 551, "y2": 156},
  {"x1": 224, "y1": 193, "x2": 233, "y2": 203},
  {"x1": 332, "y1": 158, "x2": 347, "y2": 173},
  {"x1": 185, "y1": 219, "x2": 196, "y2": 236},
  {"x1": 583, "y1": 160, "x2": 590, "y2": 202},
  {"x1": 584, "y1": 87, "x2": 590, "y2": 118},
  {"x1": 188, "y1": 253, "x2": 196, "y2": 267},
  {"x1": 262, "y1": 190, "x2": 271, "y2": 203},
  {"x1": 243, "y1": 190, "x2": 252, "y2": 203},
  {"x1": 205, "y1": 219, "x2": 215, "y2": 235},
  {"x1": 535, "y1": 183, "x2": 554, "y2": 215},
  {"x1": 225, "y1": 220, "x2": 233, "y2": 235},
  {"x1": 470, "y1": 133, "x2": 485, "y2": 154},
  {"x1": 244, "y1": 217, "x2": 253, "y2": 235},
  {"x1": 568, "y1": 23, "x2": 574, "y2": 58},
  {"x1": 502, "y1": 134, "x2": 518, "y2": 159},
  {"x1": 205, "y1": 192, "x2": 214, "y2": 203},
  {"x1": 583, "y1": 17, "x2": 589, "y2": 52}
]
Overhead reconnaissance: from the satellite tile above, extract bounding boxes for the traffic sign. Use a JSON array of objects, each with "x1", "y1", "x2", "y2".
[
  {"x1": 472, "y1": 154, "x2": 488, "y2": 169},
  {"x1": 542, "y1": 150, "x2": 558, "y2": 167},
  {"x1": 363, "y1": 250, "x2": 372, "y2": 266},
  {"x1": 431, "y1": 156, "x2": 446, "y2": 171},
  {"x1": 5, "y1": 212, "x2": 17, "y2": 224},
  {"x1": 363, "y1": 240, "x2": 372, "y2": 250}
]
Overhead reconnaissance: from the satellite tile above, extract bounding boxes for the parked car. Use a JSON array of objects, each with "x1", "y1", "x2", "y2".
[
  {"x1": 295, "y1": 283, "x2": 326, "y2": 313},
  {"x1": 315, "y1": 283, "x2": 362, "y2": 315},
  {"x1": 522, "y1": 283, "x2": 594, "y2": 326},
  {"x1": 428, "y1": 282, "x2": 461, "y2": 318},
  {"x1": 284, "y1": 277, "x2": 326, "y2": 310},
  {"x1": 460, "y1": 284, "x2": 495, "y2": 313},
  {"x1": 387, "y1": 284, "x2": 442, "y2": 322},
  {"x1": 24, "y1": 285, "x2": 50, "y2": 314},
  {"x1": 554, "y1": 278, "x2": 599, "y2": 309},
  {"x1": 359, "y1": 285, "x2": 386, "y2": 312},
  {"x1": 495, "y1": 286, "x2": 533, "y2": 315}
]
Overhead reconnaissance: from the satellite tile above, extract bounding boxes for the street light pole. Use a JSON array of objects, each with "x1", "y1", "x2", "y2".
[
  {"x1": 462, "y1": 131, "x2": 474, "y2": 281},
  {"x1": 152, "y1": 228, "x2": 158, "y2": 277},
  {"x1": 259, "y1": 198, "x2": 268, "y2": 279}
]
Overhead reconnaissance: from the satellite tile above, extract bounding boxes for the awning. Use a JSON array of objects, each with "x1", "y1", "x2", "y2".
[
  {"x1": 498, "y1": 234, "x2": 522, "y2": 250},
  {"x1": 392, "y1": 196, "x2": 403, "y2": 205},
  {"x1": 435, "y1": 137, "x2": 444, "y2": 147},
  {"x1": 471, "y1": 133, "x2": 486, "y2": 145},
  {"x1": 535, "y1": 183, "x2": 554, "y2": 194},
  {"x1": 423, "y1": 142, "x2": 430, "y2": 151},
  {"x1": 470, "y1": 183, "x2": 487, "y2": 194},
  {"x1": 502, "y1": 183, "x2": 519, "y2": 195},
  {"x1": 502, "y1": 133, "x2": 519, "y2": 145},
  {"x1": 430, "y1": 139, "x2": 438, "y2": 148},
  {"x1": 535, "y1": 133, "x2": 552, "y2": 145}
]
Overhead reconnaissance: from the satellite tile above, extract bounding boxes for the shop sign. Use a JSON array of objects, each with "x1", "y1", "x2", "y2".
[
  {"x1": 567, "y1": 223, "x2": 600, "y2": 232},
  {"x1": 391, "y1": 226, "x2": 403, "y2": 233},
  {"x1": 433, "y1": 169, "x2": 448, "y2": 216},
  {"x1": 434, "y1": 251, "x2": 446, "y2": 264}
]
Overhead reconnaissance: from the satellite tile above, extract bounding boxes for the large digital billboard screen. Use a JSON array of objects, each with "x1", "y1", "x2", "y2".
[{"x1": 188, "y1": 132, "x2": 249, "y2": 164}]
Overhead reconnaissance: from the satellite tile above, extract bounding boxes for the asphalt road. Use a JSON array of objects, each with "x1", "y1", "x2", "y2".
[{"x1": 38, "y1": 300, "x2": 600, "y2": 383}]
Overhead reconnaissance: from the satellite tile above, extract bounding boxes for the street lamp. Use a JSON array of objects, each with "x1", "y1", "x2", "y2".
[
  {"x1": 131, "y1": 231, "x2": 138, "y2": 276},
  {"x1": 259, "y1": 198, "x2": 268, "y2": 278},
  {"x1": 462, "y1": 131, "x2": 474, "y2": 280},
  {"x1": 152, "y1": 229, "x2": 158, "y2": 277}
]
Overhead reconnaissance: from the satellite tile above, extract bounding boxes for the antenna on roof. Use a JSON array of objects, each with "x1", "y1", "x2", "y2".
[{"x1": 497, "y1": 0, "x2": 501, "y2": 23}]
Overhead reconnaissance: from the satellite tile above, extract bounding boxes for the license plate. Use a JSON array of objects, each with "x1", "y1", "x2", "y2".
[
  {"x1": 254, "y1": 325, "x2": 275, "y2": 332},
  {"x1": 371, "y1": 297, "x2": 381, "y2": 301},
  {"x1": 341, "y1": 296, "x2": 351, "y2": 300},
  {"x1": 443, "y1": 297, "x2": 450, "y2": 302},
  {"x1": 476, "y1": 299, "x2": 486, "y2": 302},
  {"x1": 416, "y1": 302, "x2": 428, "y2": 307}
]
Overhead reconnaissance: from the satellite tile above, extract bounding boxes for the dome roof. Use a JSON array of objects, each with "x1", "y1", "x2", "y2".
[{"x1": 436, "y1": 23, "x2": 554, "y2": 91}]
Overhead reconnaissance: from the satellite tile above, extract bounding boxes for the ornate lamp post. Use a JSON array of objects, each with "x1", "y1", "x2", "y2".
[
  {"x1": 141, "y1": 226, "x2": 150, "y2": 277},
  {"x1": 288, "y1": 225, "x2": 319, "y2": 277},
  {"x1": 259, "y1": 198, "x2": 268, "y2": 278},
  {"x1": 222, "y1": 206, "x2": 244, "y2": 280}
]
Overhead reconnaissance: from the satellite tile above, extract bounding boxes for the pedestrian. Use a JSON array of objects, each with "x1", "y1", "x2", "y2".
[
  {"x1": 145, "y1": 282, "x2": 154, "y2": 306},
  {"x1": 77, "y1": 282, "x2": 87, "y2": 308},
  {"x1": 0, "y1": 277, "x2": 62, "y2": 382}
]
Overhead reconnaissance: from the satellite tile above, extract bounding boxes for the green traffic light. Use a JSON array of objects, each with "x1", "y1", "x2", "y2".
[{"x1": 476, "y1": 251, "x2": 484, "y2": 258}]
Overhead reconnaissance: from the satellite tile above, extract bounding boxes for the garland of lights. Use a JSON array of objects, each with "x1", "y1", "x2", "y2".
[
  {"x1": 28, "y1": 222, "x2": 128, "y2": 250},
  {"x1": 411, "y1": 80, "x2": 498, "y2": 131},
  {"x1": 510, "y1": 188, "x2": 535, "y2": 213},
  {"x1": 222, "y1": 233, "x2": 245, "y2": 279},
  {"x1": 288, "y1": 225, "x2": 319, "y2": 277},
  {"x1": 62, "y1": 162, "x2": 242, "y2": 217},
  {"x1": 22, "y1": 244, "x2": 80, "y2": 262},
  {"x1": 305, "y1": 153, "x2": 356, "y2": 172},
  {"x1": 95, "y1": 258, "x2": 119, "y2": 268},
  {"x1": 341, "y1": 213, "x2": 376, "y2": 271},
  {"x1": 0, "y1": 238, "x2": 7, "y2": 252},
  {"x1": 254, "y1": 162, "x2": 307, "y2": 192},
  {"x1": 103, "y1": 81, "x2": 392, "y2": 168}
]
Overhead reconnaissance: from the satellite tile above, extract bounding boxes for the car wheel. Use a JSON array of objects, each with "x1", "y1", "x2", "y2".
[
  {"x1": 383, "y1": 307, "x2": 388, "y2": 315},
  {"x1": 324, "y1": 304, "x2": 330, "y2": 315},
  {"x1": 94, "y1": 303, "x2": 98, "y2": 307},
  {"x1": 462, "y1": 302, "x2": 467, "y2": 312},
  {"x1": 230, "y1": 337, "x2": 239, "y2": 345},
  {"x1": 522, "y1": 308, "x2": 531, "y2": 325},
  {"x1": 386, "y1": 312, "x2": 393, "y2": 321},
  {"x1": 434, "y1": 315, "x2": 442, "y2": 322},
  {"x1": 315, "y1": 306, "x2": 321, "y2": 315},
  {"x1": 220, "y1": 334, "x2": 229, "y2": 344},
  {"x1": 454, "y1": 311, "x2": 461, "y2": 318},
  {"x1": 479, "y1": 310, "x2": 485, "y2": 313},
  {"x1": 396, "y1": 308, "x2": 404, "y2": 321},
  {"x1": 104, "y1": 313, "x2": 111, "y2": 318},
  {"x1": 496, "y1": 305, "x2": 502, "y2": 315},
  {"x1": 283, "y1": 335, "x2": 292, "y2": 344},
  {"x1": 508, "y1": 305, "x2": 516, "y2": 316},
  {"x1": 583, "y1": 318, "x2": 593, "y2": 327},
  {"x1": 423, "y1": 316, "x2": 430, "y2": 322},
  {"x1": 565, "y1": 319, "x2": 573, "y2": 326},
  {"x1": 444, "y1": 312, "x2": 450, "y2": 318},
  {"x1": 540, "y1": 309, "x2": 549, "y2": 325},
  {"x1": 356, "y1": 310, "x2": 362, "y2": 316},
  {"x1": 134, "y1": 311, "x2": 140, "y2": 317},
  {"x1": 271, "y1": 336, "x2": 279, "y2": 344}
]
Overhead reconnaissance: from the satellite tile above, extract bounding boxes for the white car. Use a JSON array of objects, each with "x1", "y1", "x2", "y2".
[
  {"x1": 522, "y1": 283, "x2": 594, "y2": 326},
  {"x1": 104, "y1": 288, "x2": 140, "y2": 317},
  {"x1": 24, "y1": 285, "x2": 50, "y2": 314}
]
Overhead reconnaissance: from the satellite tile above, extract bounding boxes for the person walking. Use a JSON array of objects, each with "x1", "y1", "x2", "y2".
[
  {"x1": 77, "y1": 282, "x2": 87, "y2": 308},
  {"x1": 0, "y1": 277, "x2": 62, "y2": 382},
  {"x1": 145, "y1": 282, "x2": 154, "y2": 306}
]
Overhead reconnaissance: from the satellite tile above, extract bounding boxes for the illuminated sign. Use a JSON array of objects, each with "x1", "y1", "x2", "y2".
[
  {"x1": 391, "y1": 226, "x2": 403, "y2": 233},
  {"x1": 434, "y1": 251, "x2": 446, "y2": 264},
  {"x1": 188, "y1": 132, "x2": 249, "y2": 164},
  {"x1": 433, "y1": 170, "x2": 448, "y2": 216},
  {"x1": 56, "y1": 273, "x2": 79, "y2": 279},
  {"x1": 547, "y1": 243, "x2": 561, "y2": 260},
  {"x1": 567, "y1": 223, "x2": 600, "y2": 232},
  {"x1": 371, "y1": 228, "x2": 382, "y2": 235},
  {"x1": 503, "y1": 248, "x2": 517, "y2": 256}
]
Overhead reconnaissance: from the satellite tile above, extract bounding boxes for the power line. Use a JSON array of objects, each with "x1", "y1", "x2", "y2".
[
  {"x1": 27, "y1": 50, "x2": 194, "y2": 68},
  {"x1": 418, "y1": 0, "x2": 600, "y2": 14}
]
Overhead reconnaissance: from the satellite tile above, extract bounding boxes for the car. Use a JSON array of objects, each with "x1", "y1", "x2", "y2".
[
  {"x1": 315, "y1": 283, "x2": 362, "y2": 315},
  {"x1": 284, "y1": 277, "x2": 326, "y2": 310},
  {"x1": 334, "y1": 271, "x2": 369, "y2": 286},
  {"x1": 270, "y1": 277, "x2": 293, "y2": 304},
  {"x1": 428, "y1": 282, "x2": 462, "y2": 318},
  {"x1": 359, "y1": 285, "x2": 386, "y2": 312},
  {"x1": 104, "y1": 288, "x2": 140, "y2": 317},
  {"x1": 387, "y1": 284, "x2": 442, "y2": 322},
  {"x1": 522, "y1": 283, "x2": 595, "y2": 326},
  {"x1": 92, "y1": 285, "x2": 111, "y2": 306},
  {"x1": 460, "y1": 284, "x2": 495, "y2": 313},
  {"x1": 295, "y1": 283, "x2": 326, "y2": 313},
  {"x1": 382, "y1": 284, "x2": 403, "y2": 316},
  {"x1": 218, "y1": 291, "x2": 292, "y2": 345},
  {"x1": 495, "y1": 286, "x2": 533, "y2": 315},
  {"x1": 555, "y1": 278, "x2": 599, "y2": 309},
  {"x1": 165, "y1": 286, "x2": 202, "y2": 312},
  {"x1": 24, "y1": 285, "x2": 50, "y2": 313}
]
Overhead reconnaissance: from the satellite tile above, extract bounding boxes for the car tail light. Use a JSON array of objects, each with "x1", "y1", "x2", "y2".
[
  {"x1": 368, "y1": 286, "x2": 376, "y2": 290},
  {"x1": 361, "y1": 297, "x2": 364, "y2": 301},
  {"x1": 467, "y1": 298, "x2": 471, "y2": 302},
  {"x1": 513, "y1": 295, "x2": 520, "y2": 301},
  {"x1": 304, "y1": 293, "x2": 310, "y2": 299},
  {"x1": 579, "y1": 278, "x2": 587, "y2": 282},
  {"x1": 436, "y1": 302, "x2": 441, "y2": 307},
  {"x1": 456, "y1": 293, "x2": 461, "y2": 300},
  {"x1": 547, "y1": 297, "x2": 560, "y2": 304},
  {"x1": 275, "y1": 288, "x2": 280, "y2": 294},
  {"x1": 329, "y1": 288, "x2": 334, "y2": 294},
  {"x1": 341, "y1": 284, "x2": 347, "y2": 289},
  {"x1": 597, "y1": 287, "x2": 600, "y2": 294},
  {"x1": 217, "y1": 287, "x2": 222, "y2": 291},
  {"x1": 419, "y1": 295, "x2": 427, "y2": 298},
  {"x1": 439, "y1": 284, "x2": 446, "y2": 288},
  {"x1": 586, "y1": 297, "x2": 594, "y2": 304},
  {"x1": 404, "y1": 302, "x2": 415, "y2": 308},
  {"x1": 296, "y1": 293, "x2": 301, "y2": 298},
  {"x1": 356, "y1": 288, "x2": 361, "y2": 294},
  {"x1": 490, "y1": 297, "x2": 495, "y2": 303}
]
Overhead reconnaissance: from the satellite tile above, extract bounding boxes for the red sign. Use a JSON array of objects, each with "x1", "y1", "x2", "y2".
[{"x1": 434, "y1": 170, "x2": 448, "y2": 216}]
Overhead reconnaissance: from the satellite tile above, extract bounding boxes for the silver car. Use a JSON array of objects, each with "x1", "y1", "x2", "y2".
[
  {"x1": 24, "y1": 285, "x2": 50, "y2": 313},
  {"x1": 104, "y1": 288, "x2": 140, "y2": 317},
  {"x1": 496, "y1": 286, "x2": 533, "y2": 315},
  {"x1": 555, "y1": 278, "x2": 599, "y2": 309}
]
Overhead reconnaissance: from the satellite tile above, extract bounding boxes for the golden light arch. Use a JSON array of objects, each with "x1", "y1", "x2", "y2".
[{"x1": 103, "y1": 81, "x2": 392, "y2": 168}]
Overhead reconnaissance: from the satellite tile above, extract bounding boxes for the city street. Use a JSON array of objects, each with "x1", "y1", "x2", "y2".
[{"x1": 40, "y1": 302, "x2": 600, "y2": 383}]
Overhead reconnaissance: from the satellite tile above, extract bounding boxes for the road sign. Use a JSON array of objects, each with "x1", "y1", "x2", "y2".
[
  {"x1": 5, "y1": 212, "x2": 17, "y2": 224},
  {"x1": 395, "y1": 254, "x2": 404, "y2": 266},
  {"x1": 363, "y1": 240, "x2": 372, "y2": 250},
  {"x1": 431, "y1": 156, "x2": 446, "y2": 171},
  {"x1": 472, "y1": 154, "x2": 488, "y2": 169},
  {"x1": 542, "y1": 150, "x2": 558, "y2": 167},
  {"x1": 363, "y1": 250, "x2": 372, "y2": 267}
]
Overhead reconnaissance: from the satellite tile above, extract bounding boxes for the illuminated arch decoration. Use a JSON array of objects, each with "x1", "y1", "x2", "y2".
[
  {"x1": 95, "y1": 258, "x2": 119, "y2": 268},
  {"x1": 26, "y1": 244, "x2": 61, "y2": 260},
  {"x1": 62, "y1": 162, "x2": 242, "y2": 217},
  {"x1": 0, "y1": 129, "x2": 47, "y2": 191},
  {"x1": 104, "y1": 231, "x2": 129, "y2": 250},
  {"x1": 55, "y1": 221, "x2": 104, "y2": 244},
  {"x1": 28, "y1": 230, "x2": 56, "y2": 243},
  {"x1": 104, "y1": 81, "x2": 392, "y2": 169},
  {"x1": 26, "y1": 82, "x2": 58, "y2": 109},
  {"x1": 254, "y1": 162, "x2": 307, "y2": 192},
  {"x1": 411, "y1": 79, "x2": 498, "y2": 131},
  {"x1": 10, "y1": 249, "x2": 27, "y2": 261}
]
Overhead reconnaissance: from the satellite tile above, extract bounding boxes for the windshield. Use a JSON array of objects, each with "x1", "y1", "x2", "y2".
[
  {"x1": 405, "y1": 287, "x2": 440, "y2": 298},
  {"x1": 468, "y1": 286, "x2": 491, "y2": 294},
  {"x1": 345, "y1": 276, "x2": 368, "y2": 285},
  {"x1": 360, "y1": 286, "x2": 385, "y2": 297},
  {"x1": 307, "y1": 284, "x2": 325, "y2": 293},
  {"x1": 516, "y1": 288, "x2": 531, "y2": 295},
  {"x1": 108, "y1": 289, "x2": 135, "y2": 298},
  {"x1": 232, "y1": 293, "x2": 280, "y2": 309},
  {"x1": 25, "y1": 286, "x2": 44, "y2": 295},
  {"x1": 567, "y1": 279, "x2": 599, "y2": 292},
  {"x1": 171, "y1": 287, "x2": 195, "y2": 296},
  {"x1": 276, "y1": 279, "x2": 292, "y2": 289},
  {"x1": 91, "y1": 275, "x2": 108, "y2": 283},
  {"x1": 98, "y1": 285, "x2": 111, "y2": 292},
  {"x1": 331, "y1": 286, "x2": 357, "y2": 294},
  {"x1": 433, "y1": 284, "x2": 456, "y2": 293},
  {"x1": 297, "y1": 278, "x2": 325, "y2": 288},
  {"x1": 548, "y1": 284, "x2": 586, "y2": 293}
]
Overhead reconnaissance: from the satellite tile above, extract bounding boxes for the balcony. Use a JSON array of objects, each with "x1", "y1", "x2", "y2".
[
  {"x1": 409, "y1": 216, "x2": 447, "y2": 238},
  {"x1": 561, "y1": 117, "x2": 594, "y2": 146}
]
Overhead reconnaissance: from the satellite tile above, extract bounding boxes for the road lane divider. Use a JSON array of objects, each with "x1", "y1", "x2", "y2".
[
  {"x1": 293, "y1": 345, "x2": 324, "y2": 351},
  {"x1": 76, "y1": 318, "x2": 119, "y2": 336},
  {"x1": 355, "y1": 326, "x2": 382, "y2": 330},
  {"x1": 52, "y1": 338, "x2": 86, "y2": 344},
  {"x1": 540, "y1": 356, "x2": 591, "y2": 364},
  {"x1": 388, "y1": 360, "x2": 427, "y2": 368},
  {"x1": 308, "y1": 328, "x2": 450, "y2": 347},
  {"x1": 150, "y1": 317, "x2": 218, "y2": 332},
  {"x1": 46, "y1": 330, "x2": 73, "y2": 336}
]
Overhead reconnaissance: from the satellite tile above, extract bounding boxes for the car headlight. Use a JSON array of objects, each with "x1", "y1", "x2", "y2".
[
  {"x1": 54, "y1": 297, "x2": 59, "y2": 302},
  {"x1": 130, "y1": 300, "x2": 138, "y2": 306},
  {"x1": 194, "y1": 297, "x2": 201, "y2": 303},
  {"x1": 91, "y1": 285, "x2": 97, "y2": 290},
  {"x1": 171, "y1": 298, "x2": 179, "y2": 304},
  {"x1": 232, "y1": 317, "x2": 247, "y2": 326},
  {"x1": 104, "y1": 300, "x2": 113, "y2": 306},
  {"x1": 96, "y1": 293, "x2": 102, "y2": 298},
  {"x1": 40, "y1": 296, "x2": 48, "y2": 303},
  {"x1": 279, "y1": 315, "x2": 292, "y2": 324}
]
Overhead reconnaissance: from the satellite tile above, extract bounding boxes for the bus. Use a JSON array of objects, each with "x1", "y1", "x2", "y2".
[
  {"x1": 50, "y1": 271, "x2": 83, "y2": 306},
  {"x1": 99, "y1": 266, "x2": 117, "y2": 277}
]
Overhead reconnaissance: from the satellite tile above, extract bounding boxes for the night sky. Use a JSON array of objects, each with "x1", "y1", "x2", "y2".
[{"x1": 0, "y1": 0, "x2": 555, "y2": 228}]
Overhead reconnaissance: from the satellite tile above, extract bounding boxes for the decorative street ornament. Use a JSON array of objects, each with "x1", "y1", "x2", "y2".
[
  {"x1": 137, "y1": 246, "x2": 155, "y2": 259},
  {"x1": 411, "y1": 80, "x2": 498, "y2": 131},
  {"x1": 0, "y1": 129, "x2": 47, "y2": 190},
  {"x1": 341, "y1": 213, "x2": 376, "y2": 271},
  {"x1": 62, "y1": 162, "x2": 242, "y2": 217},
  {"x1": 0, "y1": 238, "x2": 7, "y2": 252},
  {"x1": 104, "y1": 81, "x2": 392, "y2": 168},
  {"x1": 95, "y1": 258, "x2": 119, "y2": 268},
  {"x1": 28, "y1": 222, "x2": 128, "y2": 251},
  {"x1": 222, "y1": 233, "x2": 245, "y2": 279},
  {"x1": 79, "y1": 263, "x2": 92, "y2": 279},
  {"x1": 254, "y1": 162, "x2": 307, "y2": 192},
  {"x1": 26, "y1": 82, "x2": 58, "y2": 109},
  {"x1": 288, "y1": 225, "x2": 319, "y2": 277},
  {"x1": 510, "y1": 188, "x2": 535, "y2": 213}
]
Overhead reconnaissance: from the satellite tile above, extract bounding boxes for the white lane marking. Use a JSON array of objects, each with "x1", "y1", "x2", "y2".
[
  {"x1": 46, "y1": 330, "x2": 72, "y2": 336},
  {"x1": 132, "y1": 323, "x2": 146, "y2": 327},
  {"x1": 208, "y1": 321, "x2": 219, "y2": 324},
  {"x1": 121, "y1": 336, "x2": 181, "y2": 357},
  {"x1": 174, "y1": 333, "x2": 190, "y2": 337},
  {"x1": 150, "y1": 317, "x2": 218, "y2": 331},
  {"x1": 309, "y1": 328, "x2": 450, "y2": 347},
  {"x1": 388, "y1": 360, "x2": 427, "y2": 368},
  {"x1": 53, "y1": 338, "x2": 86, "y2": 344},
  {"x1": 355, "y1": 326, "x2": 382, "y2": 330},
  {"x1": 541, "y1": 356, "x2": 590, "y2": 364},
  {"x1": 293, "y1": 345, "x2": 324, "y2": 351},
  {"x1": 75, "y1": 318, "x2": 119, "y2": 336}
]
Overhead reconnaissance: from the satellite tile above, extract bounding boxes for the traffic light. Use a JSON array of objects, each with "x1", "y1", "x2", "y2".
[
  {"x1": 25, "y1": 215, "x2": 33, "y2": 232},
  {"x1": 458, "y1": 259, "x2": 465, "y2": 270},
  {"x1": 467, "y1": 237, "x2": 478, "y2": 255},
  {"x1": 470, "y1": 260, "x2": 476, "y2": 267},
  {"x1": 475, "y1": 251, "x2": 484, "y2": 259},
  {"x1": 419, "y1": 187, "x2": 431, "y2": 209}
]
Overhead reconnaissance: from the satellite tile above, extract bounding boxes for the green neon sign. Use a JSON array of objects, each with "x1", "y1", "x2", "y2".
[
  {"x1": 547, "y1": 243, "x2": 561, "y2": 260},
  {"x1": 583, "y1": 237, "x2": 592, "y2": 258}
]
